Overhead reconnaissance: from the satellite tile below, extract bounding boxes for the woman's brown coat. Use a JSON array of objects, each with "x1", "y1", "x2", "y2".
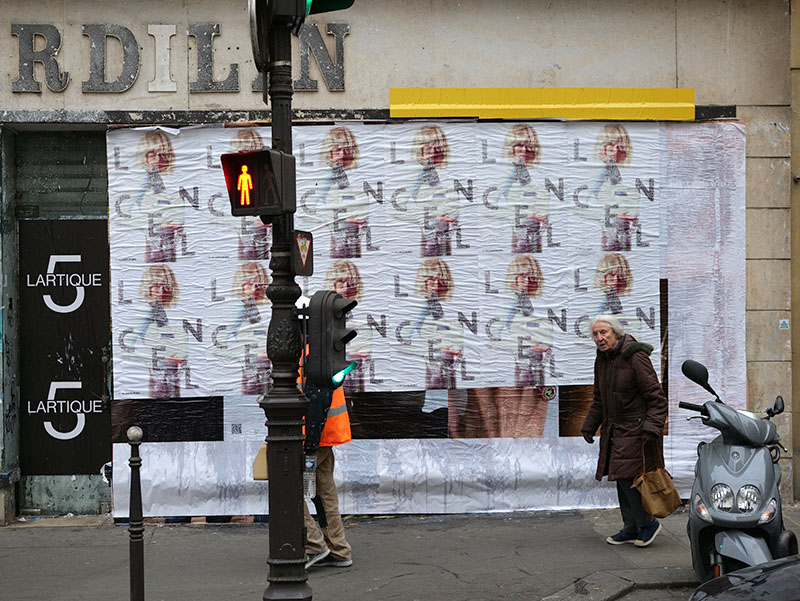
[{"x1": 581, "y1": 334, "x2": 668, "y2": 481}]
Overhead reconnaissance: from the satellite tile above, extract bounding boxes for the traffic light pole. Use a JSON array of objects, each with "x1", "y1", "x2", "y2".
[{"x1": 261, "y1": 23, "x2": 312, "y2": 601}]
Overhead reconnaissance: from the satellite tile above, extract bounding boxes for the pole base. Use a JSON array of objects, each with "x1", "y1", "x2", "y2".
[{"x1": 263, "y1": 581, "x2": 313, "y2": 601}]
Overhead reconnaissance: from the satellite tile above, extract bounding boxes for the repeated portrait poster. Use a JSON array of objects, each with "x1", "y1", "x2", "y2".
[{"x1": 108, "y1": 121, "x2": 745, "y2": 517}]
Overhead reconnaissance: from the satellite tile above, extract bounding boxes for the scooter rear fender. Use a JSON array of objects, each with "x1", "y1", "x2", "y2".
[{"x1": 715, "y1": 530, "x2": 773, "y2": 566}]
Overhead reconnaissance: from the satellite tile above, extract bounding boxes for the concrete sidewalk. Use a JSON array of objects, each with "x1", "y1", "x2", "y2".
[{"x1": 1, "y1": 505, "x2": 799, "y2": 601}]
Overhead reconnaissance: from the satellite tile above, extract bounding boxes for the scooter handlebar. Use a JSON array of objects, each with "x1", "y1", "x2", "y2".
[{"x1": 679, "y1": 401, "x2": 705, "y2": 413}]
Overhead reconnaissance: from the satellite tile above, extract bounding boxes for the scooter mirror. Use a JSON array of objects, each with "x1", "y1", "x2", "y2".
[
  {"x1": 681, "y1": 359, "x2": 708, "y2": 384},
  {"x1": 681, "y1": 359, "x2": 719, "y2": 398},
  {"x1": 773, "y1": 395, "x2": 784, "y2": 416}
]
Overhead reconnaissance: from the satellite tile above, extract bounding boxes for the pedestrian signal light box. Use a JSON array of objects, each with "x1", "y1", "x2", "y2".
[{"x1": 220, "y1": 149, "x2": 296, "y2": 217}]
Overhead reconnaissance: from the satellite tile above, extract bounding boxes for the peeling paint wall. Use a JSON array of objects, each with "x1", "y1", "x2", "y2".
[
  {"x1": 0, "y1": 127, "x2": 20, "y2": 524},
  {"x1": 20, "y1": 476, "x2": 109, "y2": 516}
]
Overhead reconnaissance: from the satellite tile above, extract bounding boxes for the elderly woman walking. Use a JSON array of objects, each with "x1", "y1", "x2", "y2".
[{"x1": 581, "y1": 315, "x2": 668, "y2": 547}]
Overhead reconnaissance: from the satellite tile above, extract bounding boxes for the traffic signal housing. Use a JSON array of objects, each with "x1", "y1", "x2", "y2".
[
  {"x1": 250, "y1": 0, "x2": 356, "y2": 65},
  {"x1": 262, "y1": 0, "x2": 354, "y2": 33},
  {"x1": 305, "y1": 290, "x2": 357, "y2": 389},
  {"x1": 306, "y1": 0, "x2": 355, "y2": 15},
  {"x1": 220, "y1": 149, "x2": 296, "y2": 217}
]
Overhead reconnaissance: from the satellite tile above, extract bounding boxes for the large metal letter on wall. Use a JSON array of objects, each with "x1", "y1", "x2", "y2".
[{"x1": 19, "y1": 220, "x2": 111, "y2": 475}]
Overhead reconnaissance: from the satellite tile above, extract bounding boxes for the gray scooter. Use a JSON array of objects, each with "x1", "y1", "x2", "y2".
[{"x1": 681, "y1": 359, "x2": 797, "y2": 581}]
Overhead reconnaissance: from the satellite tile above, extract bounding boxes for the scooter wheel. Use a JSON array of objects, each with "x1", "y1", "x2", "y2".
[{"x1": 776, "y1": 529, "x2": 798, "y2": 558}]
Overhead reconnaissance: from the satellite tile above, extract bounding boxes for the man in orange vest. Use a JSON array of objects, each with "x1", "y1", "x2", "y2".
[{"x1": 302, "y1": 377, "x2": 353, "y2": 569}]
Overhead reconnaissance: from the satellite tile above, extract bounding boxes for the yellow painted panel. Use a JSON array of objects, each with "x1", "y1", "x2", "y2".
[
  {"x1": 253, "y1": 443, "x2": 268, "y2": 480},
  {"x1": 390, "y1": 88, "x2": 695, "y2": 121}
]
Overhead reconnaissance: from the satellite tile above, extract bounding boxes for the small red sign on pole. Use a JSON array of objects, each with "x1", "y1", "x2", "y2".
[{"x1": 292, "y1": 230, "x2": 313, "y2": 276}]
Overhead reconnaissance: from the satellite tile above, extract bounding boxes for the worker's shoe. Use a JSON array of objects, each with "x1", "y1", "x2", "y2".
[
  {"x1": 304, "y1": 548, "x2": 330, "y2": 569},
  {"x1": 316, "y1": 555, "x2": 353, "y2": 568}
]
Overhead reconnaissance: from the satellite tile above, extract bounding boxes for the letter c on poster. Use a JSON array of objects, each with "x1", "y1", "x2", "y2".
[
  {"x1": 43, "y1": 255, "x2": 85, "y2": 313},
  {"x1": 43, "y1": 381, "x2": 86, "y2": 440}
]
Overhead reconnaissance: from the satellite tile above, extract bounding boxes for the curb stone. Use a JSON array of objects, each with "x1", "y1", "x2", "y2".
[
  {"x1": 540, "y1": 567, "x2": 698, "y2": 601},
  {"x1": 606, "y1": 566, "x2": 697, "y2": 589},
  {"x1": 540, "y1": 572, "x2": 633, "y2": 601}
]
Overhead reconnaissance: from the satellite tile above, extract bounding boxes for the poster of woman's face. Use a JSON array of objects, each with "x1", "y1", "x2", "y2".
[
  {"x1": 414, "y1": 125, "x2": 450, "y2": 171},
  {"x1": 135, "y1": 130, "x2": 184, "y2": 264},
  {"x1": 504, "y1": 124, "x2": 541, "y2": 168},
  {"x1": 504, "y1": 255, "x2": 549, "y2": 387},
  {"x1": 233, "y1": 261, "x2": 270, "y2": 305},
  {"x1": 411, "y1": 258, "x2": 460, "y2": 390},
  {"x1": 412, "y1": 125, "x2": 457, "y2": 257},
  {"x1": 415, "y1": 257, "x2": 454, "y2": 302},
  {"x1": 317, "y1": 126, "x2": 368, "y2": 259},
  {"x1": 595, "y1": 123, "x2": 632, "y2": 167},
  {"x1": 325, "y1": 259, "x2": 363, "y2": 302},
  {"x1": 139, "y1": 263, "x2": 179, "y2": 308},
  {"x1": 322, "y1": 126, "x2": 360, "y2": 173},
  {"x1": 325, "y1": 260, "x2": 366, "y2": 393},
  {"x1": 231, "y1": 261, "x2": 271, "y2": 395},
  {"x1": 591, "y1": 124, "x2": 638, "y2": 252},
  {"x1": 139, "y1": 130, "x2": 176, "y2": 176},
  {"x1": 228, "y1": 128, "x2": 265, "y2": 154},
  {"x1": 595, "y1": 252, "x2": 633, "y2": 316},
  {"x1": 506, "y1": 254, "x2": 544, "y2": 299},
  {"x1": 501, "y1": 124, "x2": 549, "y2": 254},
  {"x1": 137, "y1": 264, "x2": 185, "y2": 399}
]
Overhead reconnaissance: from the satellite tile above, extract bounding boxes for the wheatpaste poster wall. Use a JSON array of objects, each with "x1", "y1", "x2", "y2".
[{"x1": 108, "y1": 121, "x2": 745, "y2": 516}]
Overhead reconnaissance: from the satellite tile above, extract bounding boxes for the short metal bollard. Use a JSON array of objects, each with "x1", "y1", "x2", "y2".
[{"x1": 127, "y1": 426, "x2": 144, "y2": 601}]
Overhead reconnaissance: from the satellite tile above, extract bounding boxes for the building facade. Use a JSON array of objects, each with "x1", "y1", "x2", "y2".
[{"x1": 0, "y1": 0, "x2": 795, "y2": 520}]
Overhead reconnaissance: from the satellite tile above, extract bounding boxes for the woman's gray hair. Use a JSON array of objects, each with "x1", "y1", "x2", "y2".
[{"x1": 592, "y1": 315, "x2": 625, "y2": 337}]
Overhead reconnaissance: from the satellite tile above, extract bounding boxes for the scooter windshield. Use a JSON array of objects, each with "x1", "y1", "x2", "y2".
[{"x1": 704, "y1": 402, "x2": 779, "y2": 446}]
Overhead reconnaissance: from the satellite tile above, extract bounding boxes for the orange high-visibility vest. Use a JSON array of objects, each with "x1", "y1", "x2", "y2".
[
  {"x1": 298, "y1": 348, "x2": 352, "y2": 447},
  {"x1": 319, "y1": 387, "x2": 351, "y2": 447}
]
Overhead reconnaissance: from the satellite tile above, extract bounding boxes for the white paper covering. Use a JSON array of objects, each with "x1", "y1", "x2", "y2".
[{"x1": 108, "y1": 121, "x2": 745, "y2": 516}]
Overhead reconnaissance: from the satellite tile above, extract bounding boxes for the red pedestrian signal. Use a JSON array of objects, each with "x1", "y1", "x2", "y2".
[
  {"x1": 220, "y1": 149, "x2": 296, "y2": 217},
  {"x1": 238, "y1": 165, "x2": 253, "y2": 206}
]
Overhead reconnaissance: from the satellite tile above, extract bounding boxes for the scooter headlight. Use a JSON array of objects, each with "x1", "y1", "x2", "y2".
[
  {"x1": 694, "y1": 494, "x2": 712, "y2": 523},
  {"x1": 710, "y1": 484, "x2": 734, "y2": 512},
  {"x1": 758, "y1": 498, "x2": 778, "y2": 524},
  {"x1": 736, "y1": 485, "x2": 761, "y2": 513}
]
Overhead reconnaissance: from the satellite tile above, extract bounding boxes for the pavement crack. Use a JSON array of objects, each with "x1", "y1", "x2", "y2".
[{"x1": 395, "y1": 561, "x2": 461, "y2": 580}]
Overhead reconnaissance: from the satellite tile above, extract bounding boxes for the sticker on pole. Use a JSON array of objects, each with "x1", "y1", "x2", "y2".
[{"x1": 292, "y1": 230, "x2": 313, "y2": 276}]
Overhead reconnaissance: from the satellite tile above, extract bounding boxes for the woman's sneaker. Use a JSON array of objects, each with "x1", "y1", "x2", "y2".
[
  {"x1": 606, "y1": 530, "x2": 638, "y2": 545},
  {"x1": 634, "y1": 520, "x2": 662, "y2": 547}
]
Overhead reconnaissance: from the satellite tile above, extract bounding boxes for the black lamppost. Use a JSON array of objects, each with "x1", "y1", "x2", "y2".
[
  {"x1": 250, "y1": 2, "x2": 355, "y2": 598},
  {"x1": 260, "y1": 19, "x2": 312, "y2": 601}
]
